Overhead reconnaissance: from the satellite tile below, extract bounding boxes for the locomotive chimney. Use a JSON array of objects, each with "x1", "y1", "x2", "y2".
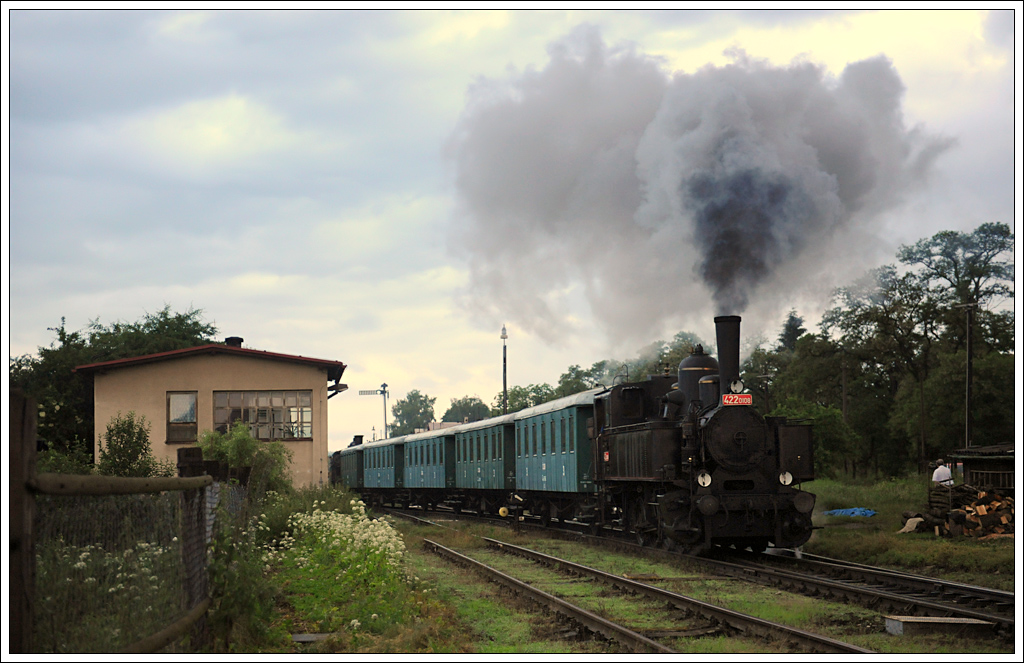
[{"x1": 714, "y1": 315, "x2": 741, "y2": 405}]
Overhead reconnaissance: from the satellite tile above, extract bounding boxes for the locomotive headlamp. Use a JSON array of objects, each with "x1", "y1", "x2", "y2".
[
  {"x1": 697, "y1": 471, "x2": 712, "y2": 487},
  {"x1": 730, "y1": 379, "x2": 745, "y2": 394},
  {"x1": 697, "y1": 495, "x2": 720, "y2": 516},
  {"x1": 793, "y1": 491, "x2": 816, "y2": 514},
  {"x1": 779, "y1": 471, "x2": 793, "y2": 486}
]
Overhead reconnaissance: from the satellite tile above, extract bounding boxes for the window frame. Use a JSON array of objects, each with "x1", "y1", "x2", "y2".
[{"x1": 166, "y1": 391, "x2": 198, "y2": 444}]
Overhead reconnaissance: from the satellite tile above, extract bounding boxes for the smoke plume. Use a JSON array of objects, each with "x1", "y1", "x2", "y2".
[{"x1": 448, "y1": 28, "x2": 953, "y2": 345}]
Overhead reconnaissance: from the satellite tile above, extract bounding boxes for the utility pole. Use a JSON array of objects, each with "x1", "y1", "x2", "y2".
[{"x1": 954, "y1": 303, "x2": 977, "y2": 448}]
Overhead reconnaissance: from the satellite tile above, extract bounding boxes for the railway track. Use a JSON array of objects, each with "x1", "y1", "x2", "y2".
[
  {"x1": 706, "y1": 548, "x2": 1015, "y2": 636},
  {"x1": 387, "y1": 506, "x2": 1013, "y2": 643},
  {"x1": 396, "y1": 510, "x2": 874, "y2": 653}
]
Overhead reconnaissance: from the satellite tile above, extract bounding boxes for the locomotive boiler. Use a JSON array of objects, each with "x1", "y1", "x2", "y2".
[{"x1": 335, "y1": 315, "x2": 816, "y2": 555}]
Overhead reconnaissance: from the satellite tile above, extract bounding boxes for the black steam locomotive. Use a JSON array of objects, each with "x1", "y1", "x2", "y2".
[{"x1": 334, "y1": 315, "x2": 816, "y2": 554}]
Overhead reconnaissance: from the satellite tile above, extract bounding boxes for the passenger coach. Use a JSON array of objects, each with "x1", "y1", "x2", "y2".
[{"x1": 335, "y1": 389, "x2": 602, "y2": 522}]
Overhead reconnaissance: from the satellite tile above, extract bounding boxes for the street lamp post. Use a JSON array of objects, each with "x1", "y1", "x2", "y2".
[{"x1": 501, "y1": 324, "x2": 508, "y2": 415}]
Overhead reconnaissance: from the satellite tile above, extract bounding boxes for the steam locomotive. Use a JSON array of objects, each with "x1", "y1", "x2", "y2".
[{"x1": 332, "y1": 315, "x2": 816, "y2": 554}]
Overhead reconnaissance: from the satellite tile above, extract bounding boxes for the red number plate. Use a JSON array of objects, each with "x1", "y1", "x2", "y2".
[{"x1": 723, "y1": 394, "x2": 753, "y2": 406}]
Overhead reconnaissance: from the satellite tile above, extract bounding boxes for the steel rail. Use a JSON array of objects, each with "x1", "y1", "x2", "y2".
[
  {"x1": 762, "y1": 548, "x2": 1014, "y2": 611},
  {"x1": 423, "y1": 538, "x2": 676, "y2": 653},
  {"x1": 698, "y1": 554, "x2": 1014, "y2": 634},
  {"x1": 482, "y1": 537, "x2": 875, "y2": 654}
]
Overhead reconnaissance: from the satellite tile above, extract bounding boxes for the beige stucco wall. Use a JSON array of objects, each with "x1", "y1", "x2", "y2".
[{"x1": 91, "y1": 353, "x2": 331, "y2": 487}]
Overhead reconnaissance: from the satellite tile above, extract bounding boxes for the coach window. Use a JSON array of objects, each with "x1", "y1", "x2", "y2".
[{"x1": 568, "y1": 415, "x2": 575, "y2": 453}]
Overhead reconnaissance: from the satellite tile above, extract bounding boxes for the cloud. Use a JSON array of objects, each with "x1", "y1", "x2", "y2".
[{"x1": 122, "y1": 93, "x2": 323, "y2": 178}]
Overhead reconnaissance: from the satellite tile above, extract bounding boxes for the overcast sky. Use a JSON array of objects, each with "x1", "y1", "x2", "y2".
[{"x1": 4, "y1": 8, "x2": 1020, "y2": 452}]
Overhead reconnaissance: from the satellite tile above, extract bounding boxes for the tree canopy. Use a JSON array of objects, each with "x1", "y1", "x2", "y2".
[
  {"x1": 747, "y1": 222, "x2": 1014, "y2": 476},
  {"x1": 390, "y1": 389, "x2": 437, "y2": 436},
  {"x1": 9, "y1": 306, "x2": 218, "y2": 459},
  {"x1": 442, "y1": 396, "x2": 491, "y2": 424}
]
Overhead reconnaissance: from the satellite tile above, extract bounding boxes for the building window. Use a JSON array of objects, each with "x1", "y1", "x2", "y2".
[
  {"x1": 167, "y1": 392, "x2": 197, "y2": 443},
  {"x1": 213, "y1": 390, "x2": 313, "y2": 440}
]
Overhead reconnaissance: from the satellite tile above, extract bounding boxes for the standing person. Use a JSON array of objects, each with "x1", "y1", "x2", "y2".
[{"x1": 932, "y1": 458, "x2": 953, "y2": 486}]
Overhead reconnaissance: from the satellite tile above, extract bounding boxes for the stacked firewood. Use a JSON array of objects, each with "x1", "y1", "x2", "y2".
[
  {"x1": 944, "y1": 487, "x2": 1014, "y2": 538},
  {"x1": 907, "y1": 484, "x2": 1015, "y2": 538},
  {"x1": 899, "y1": 485, "x2": 1014, "y2": 538}
]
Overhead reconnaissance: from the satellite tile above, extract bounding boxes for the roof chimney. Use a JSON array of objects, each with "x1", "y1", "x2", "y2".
[{"x1": 225, "y1": 336, "x2": 244, "y2": 348}]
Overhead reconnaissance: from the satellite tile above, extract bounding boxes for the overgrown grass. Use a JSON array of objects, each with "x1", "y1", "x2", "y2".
[
  {"x1": 211, "y1": 477, "x2": 1015, "y2": 653},
  {"x1": 255, "y1": 489, "x2": 474, "y2": 653},
  {"x1": 804, "y1": 475, "x2": 1015, "y2": 589},
  {"x1": 34, "y1": 537, "x2": 185, "y2": 653}
]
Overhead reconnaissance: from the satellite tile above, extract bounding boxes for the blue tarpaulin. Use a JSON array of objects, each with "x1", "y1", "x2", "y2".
[{"x1": 823, "y1": 508, "x2": 877, "y2": 517}]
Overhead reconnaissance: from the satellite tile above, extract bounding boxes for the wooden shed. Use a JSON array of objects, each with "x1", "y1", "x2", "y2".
[{"x1": 949, "y1": 443, "x2": 1014, "y2": 496}]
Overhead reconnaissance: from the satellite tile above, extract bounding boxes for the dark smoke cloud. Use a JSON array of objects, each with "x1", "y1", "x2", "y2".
[{"x1": 448, "y1": 28, "x2": 953, "y2": 345}]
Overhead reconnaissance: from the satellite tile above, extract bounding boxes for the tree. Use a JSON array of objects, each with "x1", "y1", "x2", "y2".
[
  {"x1": 898, "y1": 222, "x2": 1013, "y2": 309},
  {"x1": 391, "y1": 389, "x2": 437, "y2": 436},
  {"x1": 442, "y1": 396, "x2": 491, "y2": 423},
  {"x1": 898, "y1": 222, "x2": 1014, "y2": 354},
  {"x1": 96, "y1": 411, "x2": 174, "y2": 478},
  {"x1": 823, "y1": 266, "x2": 942, "y2": 471},
  {"x1": 9, "y1": 306, "x2": 218, "y2": 460},
  {"x1": 490, "y1": 383, "x2": 556, "y2": 415},
  {"x1": 10, "y1": 319, "x2": 93, "y2": 454},
  {"x1": 776, "y1": 310, "x2": 806, "y2": 352}
]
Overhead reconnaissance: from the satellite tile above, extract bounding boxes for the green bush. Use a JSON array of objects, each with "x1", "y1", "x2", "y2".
[
  {"x1": 261, "y1": 496, "x2": 412, "y2": 642},
  {"x1": 255, "y1": 485, "x2": 355, "y2": 548},
  {"x1": 207, "y1": 502, "x2": 283, "y2": 653},
  {"x1": 197, "y1": 423, "x2": 293, "y2": 495},
  {"x1": 96, "y1": 412, "x2": 175, "y2": 478},
  {"x1": 37, "y1": 444, "x2": 94, "y2": 475}
]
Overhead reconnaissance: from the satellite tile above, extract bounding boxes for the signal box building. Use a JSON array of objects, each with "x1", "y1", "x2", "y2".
[{"x1": 75, "y1": 338, "x2": 347, "y2": 487}]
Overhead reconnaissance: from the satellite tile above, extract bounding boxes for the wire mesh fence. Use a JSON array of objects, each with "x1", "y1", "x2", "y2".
[{"x1": 31, "y1": 486, "x2": 209, "y2": 654}]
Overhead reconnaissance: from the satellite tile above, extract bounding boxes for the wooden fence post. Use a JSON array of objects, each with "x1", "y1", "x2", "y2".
[
  {"x1": 10, "y1": 390, "x2": 37, "y2": 653},
  {"x1": 177, "y1": 447, "x2": 210, "y2": 649}
]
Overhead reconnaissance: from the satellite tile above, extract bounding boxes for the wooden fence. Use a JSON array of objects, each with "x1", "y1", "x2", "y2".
[{"x1": 9, "y1": 390, "x2": 214, "y2": 653}]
